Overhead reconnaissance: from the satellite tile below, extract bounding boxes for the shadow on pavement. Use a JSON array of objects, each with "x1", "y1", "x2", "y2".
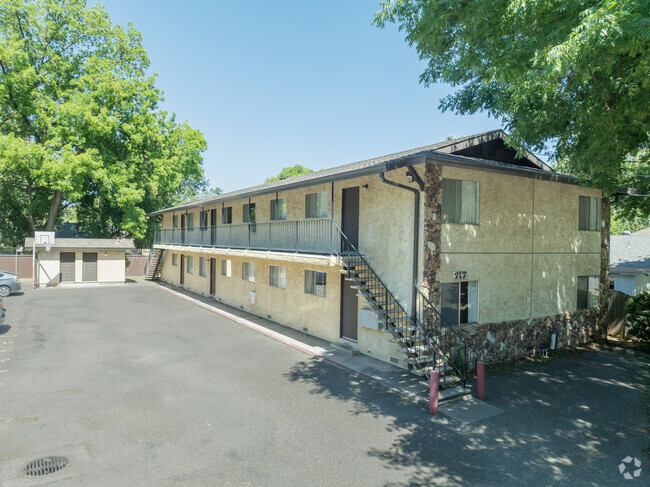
[
  {"x1": 286, "y1": 350, "x2": 650, "y2": 486},
  {"x1": 0, "y1": 324, "x2": 10, "y2": 335}
]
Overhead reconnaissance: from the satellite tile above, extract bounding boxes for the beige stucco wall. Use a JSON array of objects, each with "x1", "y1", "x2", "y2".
[
  {"x1": 439, "y1": 166, "x2": 602, "y2": 321},
  {"x1": 35, "y1": 249, "x2": 126, "y2": 285}
]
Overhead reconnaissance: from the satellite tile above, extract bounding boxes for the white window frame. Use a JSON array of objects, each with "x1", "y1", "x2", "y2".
[
  {"x1": 442, "y1": 179, "x2": 480, "y2": 225},
  {"x1": 199, "y1": 257, "x2": 207, "y2": 277},
  {"x1": 441, "y1": 281, "x2": 479, "y2": 326},
  {"x1": 578, "y1": 196, "x2": 601, "y2": 232},
  {"x1": 305, "y1": 192, "x2": 328, "y2": 219},
  {"x1": 222, "y1": 206, "x2": 232, "y2": 224},
  {"x1": 172, "y1": 253, "x2": 178, "y2": 266},
  {"x1": 242, "y1": 262, "x2": 255, "y2": 282},
  {"x1": 305, "y1": 270, "x2": 327, "y2": 297},
  {"x1": 269, "y1": 265, "x2": 286, "y2": 289},
  {"x1": 221, "y1": 259, "x2": 231, "y2": 277},
  {"x1": 187, "y1": 255, "x2": 194, "y2": 274},
  {"x1": 270, "y1": 198, "x2": 287, "y2": 221},
  {"x1": 577, "y1": 275, "x2": 599, "y2": 309}
]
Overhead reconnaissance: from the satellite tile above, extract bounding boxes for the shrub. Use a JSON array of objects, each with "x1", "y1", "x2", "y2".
[{"x1": 626, "y1": 291, "x2": 650, "y2": 341}]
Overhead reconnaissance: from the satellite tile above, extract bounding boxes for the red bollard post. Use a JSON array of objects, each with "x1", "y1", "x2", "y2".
[
  {"x1": 429, "y1": 370, "x2": 441, "y2": 415},
  {"x1": 477, "y1": 361, "x2": 486, "y2": 399}
]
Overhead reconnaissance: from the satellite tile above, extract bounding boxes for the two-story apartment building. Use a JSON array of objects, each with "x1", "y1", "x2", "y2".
[{"x1": 147, "y1": 130, "x2": 611, "y2": 381}]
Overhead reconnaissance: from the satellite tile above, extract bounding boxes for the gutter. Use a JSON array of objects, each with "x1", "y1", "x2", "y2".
[{"x1": 379, "y1": 165, "x2": 424, "y2": 319}]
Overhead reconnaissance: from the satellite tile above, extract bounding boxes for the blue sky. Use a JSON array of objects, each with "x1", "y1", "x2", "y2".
[{"x1": 97, "y1": 0, "x2": 498, "y2": 193}]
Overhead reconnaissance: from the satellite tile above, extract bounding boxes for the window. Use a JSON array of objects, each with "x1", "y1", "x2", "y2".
[
  {"x1": 199, "y1": 210, "x2": 209, "y2": 229},
  {"x1": 221, "y1": 259, "x2": 231, "y2": 277},
  {"x1": 187, "y1": 255, "x2": 194, "y2": 274},
  {"x1": 187, "y1": 213, "x2": 195, "y2": 231},
  {"x1": 305, "y1": 270, "x2": 327, "y2": 297},
  {"x1": 305, "y1": 192, "x2": 328, "y2": 218},
  {"x1": 222, "y1": 206, "x2": 232, "y2": 224},
  {"x1": 243, "y1": 203, "x2": 256, "y2": 223},
  {"x1": 199, "y1": 257, "x2": 207, "y2": 277},
  {"x1": 270, "y1": 198, "x2": 287, "y2": 221},
  {"x1": 577, "y1": 276, "x2": 599, "y2": 309},
  {"x1": 579, "y1": 196, "x2": 601, "y2": 231},
  {"x1": 242, "y1": 262, "x2": 255, "y2": 282},
  {"x1": 442, "y1": 179, "x2": 480, "y2": 225},
  {"x1": 172, "y1": 253, "x2": 178, "y2": 266},
  {"x1": 441, "y1": 281, "x2": 478, "y2": 326},
  {"x1": 269, "y1": 265, "x2": 286, "y2": 289},
  {"x1": 172, "y1": 215, "x2": 178, "y2": 228}
]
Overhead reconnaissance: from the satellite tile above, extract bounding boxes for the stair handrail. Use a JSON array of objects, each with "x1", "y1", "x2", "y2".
[
  {"x1": 415, "y1": 287, "x2": 474, "y2": 381},
  {"x1": 145, "y1": 248, "x2": 155, "y2": 276},
  {"x1": 332, "y1": 223, "x2": 462, "y2": 380}
]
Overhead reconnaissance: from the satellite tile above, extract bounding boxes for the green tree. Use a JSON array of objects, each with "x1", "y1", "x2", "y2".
[
  {"x1": 265, "y1": 164, "x2": 313, "y2": 183},
  {"x1": 375, "y1": 0, "x2": 649, "y2": 194},
  {"x1": 0, "y1": 0, "x2": 207, "y2": 247}
]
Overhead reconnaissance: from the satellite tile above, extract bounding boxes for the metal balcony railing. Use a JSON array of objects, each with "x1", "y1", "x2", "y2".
[{"x1": 154, "y1": 219, "x2": 340, "y2": 254}]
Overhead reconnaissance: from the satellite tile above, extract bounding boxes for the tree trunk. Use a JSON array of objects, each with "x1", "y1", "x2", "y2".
[{"x1": 45, "y1": 189, "x2": 62, "y2": 231}]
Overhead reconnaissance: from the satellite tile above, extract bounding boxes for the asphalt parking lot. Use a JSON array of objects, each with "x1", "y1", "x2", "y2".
[{"x1": 0, "y1": 282, "x2": 648, "y2": 486}]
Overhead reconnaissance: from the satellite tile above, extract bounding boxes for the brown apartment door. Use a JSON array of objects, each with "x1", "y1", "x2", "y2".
[
  {"x1": 180, "y1": 254, "x2": 185, "y2": 285},
  {"x1": 180, "y1": 214, "x2": 186, "y2": 244},
  {"x1": 209, "y1": 258, "x2": 216, "y2": 295},
  {"x1": 342, "y1": 187, "x2": 360, "y2": 249},
  {"x1": 82, "y1": 252, "x2": 97, "y2": 282},
  {"x1": 340, "y1": 275, "x2": 358, "y2": 341},
  {"x1": 210, "y1": 209, "x2": 217, "y2": 245},
  {"x1": 60, "y1": 252, "x2": 75, "y2": 282}
]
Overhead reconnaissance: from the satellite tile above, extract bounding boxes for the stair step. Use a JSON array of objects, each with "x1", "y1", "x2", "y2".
[
  {"x1": 390, "y1": 334, "x2": 427, "y2": 343},
  {"x1": 398, "y1": 344, "x2": 434, "y2": 354},
  {"x1": 388, "y1": 326, "x2": 418, "y2": 334},
  {"x1": 407, "y1": 355, "x2": 435, "y2": 365},
  {"x1": 379, "y1": 316, "x2": 410, "y2": 323},
  {"x1": 350, "y1": 284, "x2": 383, "y2": 290}
]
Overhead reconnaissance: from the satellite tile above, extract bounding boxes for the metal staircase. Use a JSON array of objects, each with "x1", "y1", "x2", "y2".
[
  {"x1": 336, "y1": 226, "x2": 473, "y2": 390},
  {"x1": 145, "y1": 249, "x2": 167, "y2": 280}
]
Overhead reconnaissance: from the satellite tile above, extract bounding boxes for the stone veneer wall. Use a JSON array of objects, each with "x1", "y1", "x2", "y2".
[
  {"x1": 422, "y1": 163, "x2": 611, "y2": 364},
  {"x1": 600, "y1": 197, "x2": 611, "y2": 311},
  {"x1": 422, "y1": 164, "x2": 443, "y2": 326},
  {"x1": 453, "y1": 309, "x2": 605, "y2": 364}
]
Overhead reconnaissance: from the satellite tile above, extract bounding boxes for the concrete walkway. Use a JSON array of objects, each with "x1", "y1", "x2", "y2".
[{"x1": 152, "y1": 280, "x2": 476, "y2": 410}]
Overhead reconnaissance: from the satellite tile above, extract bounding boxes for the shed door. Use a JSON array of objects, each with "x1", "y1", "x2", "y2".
[
  {"x1": 82, "y1": 252, "x2": 98, "y2": 282},
  {"x1": 60, "y1": 252, "x2": 75, "y2": 282}
]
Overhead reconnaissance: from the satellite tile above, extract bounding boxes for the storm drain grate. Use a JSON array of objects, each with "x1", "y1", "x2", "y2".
[{"x1": 24, "y1": 456, "x2": 69, "y2": 476}]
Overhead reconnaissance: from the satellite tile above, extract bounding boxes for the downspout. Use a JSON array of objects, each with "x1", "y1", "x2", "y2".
[{"x1": 379, "y1": 165, "x2": 424, "y2": 320}]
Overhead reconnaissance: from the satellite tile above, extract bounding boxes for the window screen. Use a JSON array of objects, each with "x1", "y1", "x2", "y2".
[
  {"x1": 269, "y1": 265, "x2": 286, "y2": 289},
  {"x1": 242, "y1": 262, "x2": 255, "y2": 282},
  {"x1": 270, "y1": 198, "x2": 287, "y2": 221},
  {"x1": 222, "y1": 207, "x2": 232, "y2": 224},
  {"x1": 442, "y1": 179, "x2": 480, "y2": 225},
  {"x1": 221, "y1": 259, "x2": 231, "y2": 277},
  {"x1": 172, "y1": 253, "x2": 178, "y2": 266},
  {"x1": 577, "y1": 275, "x2": 599, "y2": 309},
  {"x1": 305, "y1": 192, "x2": 328, "y2": 218},
  {"x1": 578, "y1": 196, "x2": 601, "y2": 231},
  {"x1": 305, "y1": 270, "x2": 327, "y2": 297},
  {"x1": 441, "y1": 281, "x2": 479, "y2": 326},
  {"x1": 199, "y1": 257, "x2": 207, "y2": 277}
]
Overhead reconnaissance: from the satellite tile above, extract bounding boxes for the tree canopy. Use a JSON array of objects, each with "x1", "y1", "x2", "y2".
[
  {"x1": 0, "y1": 0, "x2": 207, "y2": 247},
  {"x1": 374, "y1": 0, "x2": 649, "y2": 195},
  {"x1": 265, "y1": 164, "x2": 313, "y2": 183}
]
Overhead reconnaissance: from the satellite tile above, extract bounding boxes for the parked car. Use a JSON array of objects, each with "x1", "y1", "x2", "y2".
[
  {"x1": 0, "y1": 271, "x2": 21, "y2": 297},
  {"x1": 0, "y1": 296, "x2": 4, "y2": 325}
]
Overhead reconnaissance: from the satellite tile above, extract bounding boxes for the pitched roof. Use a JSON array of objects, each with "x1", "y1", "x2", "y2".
[
  {"x1": 24, "y1": 237, "x2": 136, "y2": 251},
  {"x1": 632, "y1": 227, "x2": 650, "y2": 236},
  {"x1": 610, "y1": 235, "x2": 650, "y2": 274},
  {"x1": 148, "y1": 130, "x2": 559, "y2": 216}
]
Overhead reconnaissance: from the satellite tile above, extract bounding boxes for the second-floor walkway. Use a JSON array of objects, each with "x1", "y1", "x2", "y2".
[{"x1": 154, "y1": 219, "x2": 341, "y2": 255}]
